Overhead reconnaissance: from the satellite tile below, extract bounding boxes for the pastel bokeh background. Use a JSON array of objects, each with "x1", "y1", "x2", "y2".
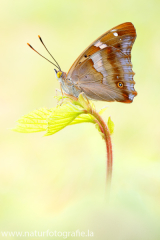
[{"x1": 1, "y1": 0, "x2": 160, "y2": 239}]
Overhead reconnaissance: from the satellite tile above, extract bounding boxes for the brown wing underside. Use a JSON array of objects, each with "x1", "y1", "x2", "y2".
[
  {"x1": 67, "y1": 22, "x2": 136, "y2": 78},
  {"x1": 70, "y1": 46, "x2": 137, "y2": 102}
]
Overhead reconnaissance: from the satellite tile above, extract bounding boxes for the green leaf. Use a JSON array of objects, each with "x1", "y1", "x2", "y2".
[
  {"x1": 13, "y1": 108, "x2": 53, "y2": 133},
  {"x1": 107, "y1": 116, "x2": 114, "y2": 135},
  {"x1": 13, "y1": 95, "x2": 113, "y2": 137},
  {"x1": 70, "y1": 113, "x2": 95, "y2": 125},
  {"x1": 46, "y1": 103, "x2": 85, "y2": 136},
  {"x1": 99, "y1": 106, "x2": 108, "y2": 115}
]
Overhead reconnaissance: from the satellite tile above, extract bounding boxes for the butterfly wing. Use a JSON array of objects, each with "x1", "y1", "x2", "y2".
[
  {"x1": 69, "y1": 46, "x2": 137, "y2": 102},
  {"x1": 67, "y1": 22, "x2": 136, "y2": 79},
  {"x1": 65, "y1": 22, "x2": 137, "y2": 102}
]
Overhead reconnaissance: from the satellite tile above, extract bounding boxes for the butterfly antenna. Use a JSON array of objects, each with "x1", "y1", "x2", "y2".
[
  {"x1": 38, "y1": 35, "x2": 61, "y2": 71},
  {"x1": 27, "y1": 43, "x2": 60, "y2": 69}
]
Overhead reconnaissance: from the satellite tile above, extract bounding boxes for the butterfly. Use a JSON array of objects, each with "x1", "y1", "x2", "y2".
[{"x1": 28, "y1": 22, "x2": 137, "y2": 103}]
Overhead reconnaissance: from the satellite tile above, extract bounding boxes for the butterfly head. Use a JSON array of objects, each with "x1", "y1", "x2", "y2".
[{"x1": 54, "y1": 69, "x2": 66, "y2": 82}]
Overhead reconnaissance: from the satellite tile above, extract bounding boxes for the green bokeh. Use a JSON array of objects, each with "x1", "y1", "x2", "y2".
[{"x1": 1, "y1": 0, "x2": 160, "y2": 239}]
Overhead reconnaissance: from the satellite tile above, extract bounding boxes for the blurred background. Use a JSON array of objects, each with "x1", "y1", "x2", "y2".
[{"x1": 1, "y1": 0, "x2": 160, "y2": 239}]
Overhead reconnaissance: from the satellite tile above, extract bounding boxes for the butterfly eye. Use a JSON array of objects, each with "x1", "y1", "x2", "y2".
[
  {"x1": 57, "y1": 71, "x2": 62, "y2": 78},
  {"x1": 117, "y1": 81, "x2": 123, "y2": 88}
]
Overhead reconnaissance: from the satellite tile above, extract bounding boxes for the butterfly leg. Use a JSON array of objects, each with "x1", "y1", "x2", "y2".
[
  {"x1": 63, "y1": 93, "x2": 78, "y2": 101},
  {"x1": 55, "y1": 88, "x2": 61, "y2": 105},
  {"x1": 55, "y1": 88, "x2": 61, "y2": 96},
  {"x1": 58, "y1": 84, "x2": 64, "y2": 105},
  {"x1": 55, "y1": 85, "x2": 64, "y2": 105}
]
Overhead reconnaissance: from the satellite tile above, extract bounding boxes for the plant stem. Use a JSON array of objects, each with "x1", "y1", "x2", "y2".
[
  {"x1": 91, "y1": 109, "x2": 113, "y2": 194},
  {"x1": 69, "y1": 93, "x2": 113, "y2": 195}
]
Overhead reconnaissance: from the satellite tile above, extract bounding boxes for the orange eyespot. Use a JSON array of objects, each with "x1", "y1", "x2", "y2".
[
  {"x1": 117, "y1": 81, "x2": 123, "y2": 88},
  {"x1": 57, "y1": 71, "x2": 62, "y2": 78}
]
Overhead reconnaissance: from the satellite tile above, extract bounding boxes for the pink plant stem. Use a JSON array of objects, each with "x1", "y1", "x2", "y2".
[{"x1": 91, "y1": 110, "x2": 113, "y2": 193}]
